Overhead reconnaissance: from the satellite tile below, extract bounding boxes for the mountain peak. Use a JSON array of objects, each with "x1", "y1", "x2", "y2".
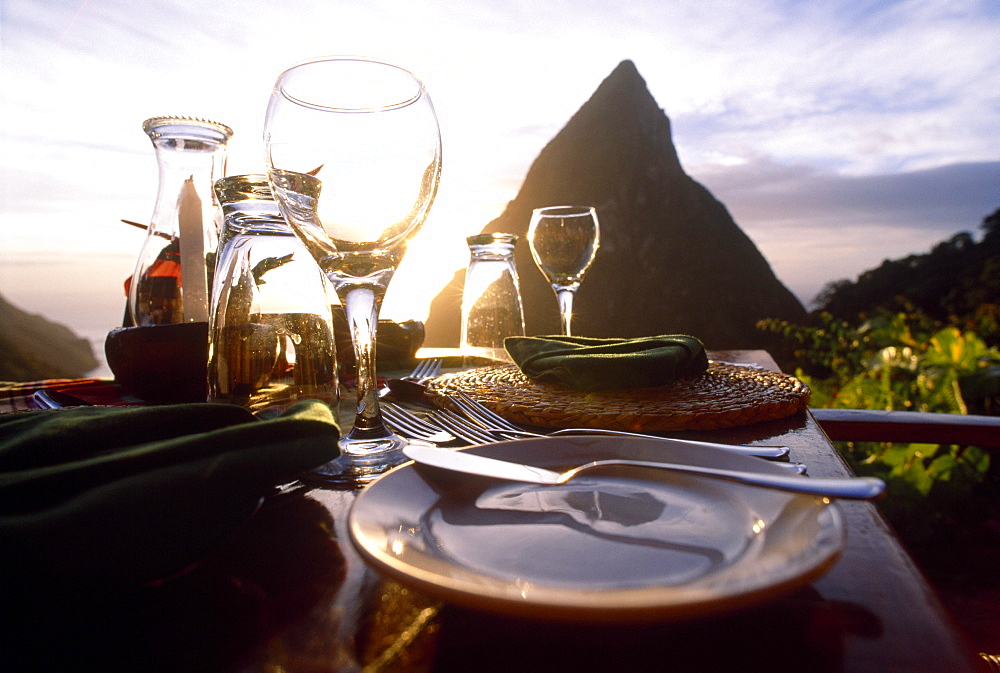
[
  {"x1": 424, "y1": 61, "x2": 806, "y2": 351},
  {"x1": 593, "y1": 59, "x2": 646, "y2": 97}
]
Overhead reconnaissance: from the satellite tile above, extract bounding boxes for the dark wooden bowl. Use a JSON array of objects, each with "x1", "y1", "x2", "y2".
[{"x1": 105, "y1": 323, "x2": 209, "y2": 403}]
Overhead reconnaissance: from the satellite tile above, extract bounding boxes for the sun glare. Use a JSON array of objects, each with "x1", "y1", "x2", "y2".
[{"x1": 381, "y1": 218, "x2": 475, "y2": 322}]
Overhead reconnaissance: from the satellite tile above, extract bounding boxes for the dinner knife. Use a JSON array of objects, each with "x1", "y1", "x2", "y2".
[{"x1": 402, "y1": 445, "x2": 886, "y2": 500}]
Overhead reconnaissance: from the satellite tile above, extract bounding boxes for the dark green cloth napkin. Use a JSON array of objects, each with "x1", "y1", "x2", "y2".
[
  {"x1": 505, "y1": 335, "x2": 709, "y2": 392},
  {"x1": 0, "y1": 400, "x2": 339, "y2": 588}
]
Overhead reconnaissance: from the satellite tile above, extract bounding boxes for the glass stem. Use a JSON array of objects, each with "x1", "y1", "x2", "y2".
[
  {"x1": 339, "y1": 284, "x2": 387, "y2": 440},
  {"x1": 556, "y1": 288, "x2": 576, "y2": 336}
]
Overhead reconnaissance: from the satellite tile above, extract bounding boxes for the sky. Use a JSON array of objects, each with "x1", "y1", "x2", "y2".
[{"x1": 1, "y1": 0, "x2": 998, "y2": 375}]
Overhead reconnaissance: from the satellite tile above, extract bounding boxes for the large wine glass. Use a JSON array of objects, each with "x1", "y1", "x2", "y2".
[
  {"x1": 264, "y1": 56, "x2": 442, "y2": 483},
  {"x1": 527, "y1": 205, "x2": 600, "y2": 336}
]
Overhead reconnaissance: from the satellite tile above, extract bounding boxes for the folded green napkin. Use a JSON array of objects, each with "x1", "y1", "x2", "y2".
[
  {"x1": 0, "y1": 400, "x2": 339, "y2": 589},
  {"x1": 505, "y1": 335, "x2": 709, "y2": 392}
]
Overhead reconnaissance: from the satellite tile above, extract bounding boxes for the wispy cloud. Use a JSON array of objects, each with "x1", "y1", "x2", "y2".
[
  {"x1": 693, "y1": 159, "x2": 1000, "y2": 231},
  {"x1": 1, "y1": 0, "x2": 997, "y2": 322},
  {"x1": 691, "y1": 157, "x2": 999, "y2": 305},
  {"x1": 654, "y1": 0, "x2": 1000, "y2": 173}
]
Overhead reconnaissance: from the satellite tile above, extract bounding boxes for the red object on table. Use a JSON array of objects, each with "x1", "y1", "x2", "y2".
[{"x1": 0, "y1": 378, "x2": 137, "y2": 412}]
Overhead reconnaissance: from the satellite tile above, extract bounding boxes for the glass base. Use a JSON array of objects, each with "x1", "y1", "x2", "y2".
[{"x1": 305, "y1": 435, "x2": 429, "y2": 488}]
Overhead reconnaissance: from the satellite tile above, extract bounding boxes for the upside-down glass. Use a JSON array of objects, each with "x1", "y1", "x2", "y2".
[
  {"x1": 461, "y1": 233, "x2": 525, "y2": 363},
  {"x1": 527, "y1": 206, "x2": 600, "y2": 336},
  {"x1": 264, "y1": 57, "x2": 442, "y2": 483}
]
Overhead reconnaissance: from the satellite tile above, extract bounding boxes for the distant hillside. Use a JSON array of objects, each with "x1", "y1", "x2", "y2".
[
  {"x1": 814, "y1": 208, "x2": 1000, "y2": 342},
  {"x1": 0, "y1": 294, "x2": 98, "y2": 381}
]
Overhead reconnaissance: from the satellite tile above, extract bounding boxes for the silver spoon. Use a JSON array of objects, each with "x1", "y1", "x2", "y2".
[{"x1": 403, "y1": 444, "x2": 886, "y2": 500}]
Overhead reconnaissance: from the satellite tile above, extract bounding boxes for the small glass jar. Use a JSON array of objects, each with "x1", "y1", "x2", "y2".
[
  {"x1": 461, "y1": 233, "x2": 525, "y2": 362},
  {"x1": 208, "y1": 175, "x2": 338, "y2": 413}
]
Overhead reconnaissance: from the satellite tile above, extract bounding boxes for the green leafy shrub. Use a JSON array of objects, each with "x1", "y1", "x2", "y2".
[{"x1": 759, "y1": 310, "x2": 1000, "y2": 552}]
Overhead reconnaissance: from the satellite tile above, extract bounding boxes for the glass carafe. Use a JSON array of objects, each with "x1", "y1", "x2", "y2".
[
  {"x1": 461, "y1": 233, "x2": 525, "y2": 362},
  {"x1": 127, "y1": 116, "x2": 232, "y2": 326},
  {"x1": 208, "y1": 175, "x2": 338, "y2": 413}
]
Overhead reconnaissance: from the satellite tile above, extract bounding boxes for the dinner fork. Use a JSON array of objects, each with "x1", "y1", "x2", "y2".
[
  {"x1": 426, "y1": 408, "x2": 502, "y2": 445},
  {"x1": 381, "y1": 358, "x2": 443, "y2": 399},
  {"x1": 381, "y1": 402, "x2": 456, "y2": 444},
  {"x1": 446, "y1": 392, "x2": 792, "y2": 461},
  {"x1": 429, "y1": 408, "x2": 808, "y2": 474},
  {"x1": 406, "y1": 358, "x2": 443, "y2": 381}
]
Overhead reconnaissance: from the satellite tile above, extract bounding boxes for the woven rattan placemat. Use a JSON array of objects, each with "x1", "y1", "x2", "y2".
[{"x1": 424, "y1": 363, "x2": 810, "y2": 432}]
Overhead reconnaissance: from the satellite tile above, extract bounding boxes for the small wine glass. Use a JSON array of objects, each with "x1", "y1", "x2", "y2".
[
  {"x1": 264, "y1": 56, "x2": 442, "y2": 484},
  {"x1": 527, "y1": 205, "x2": 600, "y2": 336}
]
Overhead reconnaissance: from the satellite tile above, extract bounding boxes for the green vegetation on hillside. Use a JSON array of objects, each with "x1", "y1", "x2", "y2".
[
  {"x1": 759, "y1": 207, "x2": 1000, "y2": 605},
  {"x1": 814, "y1": 207, "x2": 1000, "y2": 345},
  {"x1": 761, "y1": 309, "x2": 998, "y2": 539}
]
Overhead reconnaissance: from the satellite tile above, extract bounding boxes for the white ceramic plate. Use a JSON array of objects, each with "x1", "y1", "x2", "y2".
[{"x1": 349, "y1": 436, "x2": 844, "y2": 621}]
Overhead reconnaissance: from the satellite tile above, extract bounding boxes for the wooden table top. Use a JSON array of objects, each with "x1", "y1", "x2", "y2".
[{"x1": 2, "y1": 351, "x2": 987, "y2": 672}]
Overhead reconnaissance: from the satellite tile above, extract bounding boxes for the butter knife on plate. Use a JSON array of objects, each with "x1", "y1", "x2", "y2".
[{"x1": 402, "y1": 444, "x2": 885, "y2": 500}]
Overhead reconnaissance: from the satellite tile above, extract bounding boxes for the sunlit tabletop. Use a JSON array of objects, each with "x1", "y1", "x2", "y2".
[{"x1": 2, "y1": 350, "x2": 987, "y2": 673}]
